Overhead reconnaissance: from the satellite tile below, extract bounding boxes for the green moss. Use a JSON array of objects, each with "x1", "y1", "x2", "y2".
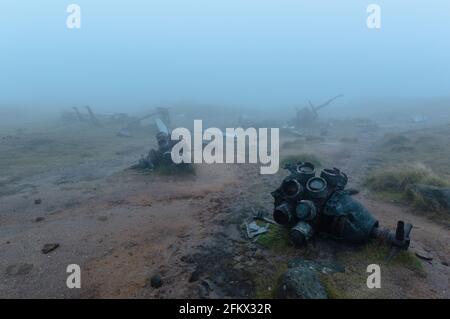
[
  {"x1": 257, "y1": 224, "x2": 293, "y2": 252},
  {"x1": 394, "y1": 250, "x2": 425, "y2": 273},
  {"x1": 280, "y1": 154, "x2": 322, "y2": 168},
  {"x1": 319, "y1": 241, "x2": 425, "y2": 299},
  {"x1": 254, "y1": 263, "x2": 288, "y2": 299},
  {"x1": 319, "y1": 274, "x2": 348, "y2": 299},
  {"x1": 343, "y1": 242, "x2": 424, "y2": 274}
]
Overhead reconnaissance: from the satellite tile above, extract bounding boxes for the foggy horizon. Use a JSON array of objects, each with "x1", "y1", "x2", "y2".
[{"x1": 1, "y1": 1, "x2": 449, "y2": 114}]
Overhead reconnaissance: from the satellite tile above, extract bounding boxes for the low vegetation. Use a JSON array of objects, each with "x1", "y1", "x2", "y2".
[
  {"x1": 253, "y1": 262, "x2": 288, "y2": 299},
  {"x1": 320, "y1": 241, "x2": 424, "y2": 299},
  {"x1": 376, "y1": 130, "x2": 450, "y2": 177},
  {"x1": 280, "y1": 154, "x2": 322, "y2": 168},
  {"x1": 365, "y1": 163, "x2": 448, "y2": 193},
  {"x1": 257, "y1": 224, "x2": 293, "y2": 252},
  {"x1": 365, "y1": 163, "x2": 450, "y2": 217}
]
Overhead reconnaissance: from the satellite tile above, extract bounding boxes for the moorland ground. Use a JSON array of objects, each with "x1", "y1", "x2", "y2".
[{"x1": 0, "y1": 112, "x2": 449, "y2": 298}]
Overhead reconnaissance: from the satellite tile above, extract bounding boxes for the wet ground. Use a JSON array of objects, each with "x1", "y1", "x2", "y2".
[{"x1": 0, "y1": 119, "x2": 449, "y2": 298}]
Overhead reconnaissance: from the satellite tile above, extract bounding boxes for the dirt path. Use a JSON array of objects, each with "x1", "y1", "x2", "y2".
[{"x1": 359, "y1": 195, "x2": 450, "y2": 297}]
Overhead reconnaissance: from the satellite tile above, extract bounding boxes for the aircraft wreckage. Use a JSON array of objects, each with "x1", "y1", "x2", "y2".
[
  {"x1": 271, "y1": 161, "x2": 412, "y2": 260},
  {"x1": 131, "y1": 118, "x2": 191, "y2": 171},
  {"x1": 293, "y1": 94, "x2": 343, "y2": 128}
]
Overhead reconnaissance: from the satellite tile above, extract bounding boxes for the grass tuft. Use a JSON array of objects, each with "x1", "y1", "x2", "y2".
[
  {"x1": 365, "y1": 163, "x2": 450, "y2": 217},
  {"x1": 257, "y1": 224, "x2": 293, "y2": 252},
  {"x1": 320, "y1": 241, "x2": 425, "y2": 299},
  {"x1": 345, "y1": 241, "x2": 424, "y2": 274},
  {"x1": 280, "y1": 154, "x2": 322, "y2": 168},
  {"x1": 365, "y1": 163, "x2": 448, "y2": 193},
  {"x1": 319, "y1": 274, "x2": 348, "y2": 299}
]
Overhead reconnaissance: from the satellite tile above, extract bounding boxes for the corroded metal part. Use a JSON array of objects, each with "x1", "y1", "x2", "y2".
[{"x1": 271, "y1": 162, "x2": 413, "y2": 256}]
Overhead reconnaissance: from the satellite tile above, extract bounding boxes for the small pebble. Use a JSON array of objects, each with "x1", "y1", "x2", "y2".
[
  {"x1": 149, "y1": 274, "x2": 163, "y2": 288},
  {"x1": 41, "y1": 243, "x2": 60, "y2": 254}
]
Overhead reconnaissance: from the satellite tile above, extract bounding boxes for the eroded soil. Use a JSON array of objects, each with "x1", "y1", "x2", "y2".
[{"x1": 0, "y1": 121, "x2": 449, "y2": 298}]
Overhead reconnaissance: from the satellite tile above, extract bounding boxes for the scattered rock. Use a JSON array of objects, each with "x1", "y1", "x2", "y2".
[
  {"x1": 414, "y1": 248, "x2": 433, "y2": 261},
  {"x1": 278, "y1": 267, "x2": 327, "y2": 299},
  {"x1": 288, "y1": 259, "x2": 345, "y2": 274},
  {"x1": 253, "y1": 249, "x2": 266, "y2": 260},
  {"x1": 34, "y1": 199, "x2": 42, "y2": 205},
  {"x1": 41, "y1": 243, "x2": 60, "y2": 254},
  {"x1": 189, "y1": 268, "x2": 201, "y2": 283},
  {"x1": 416, "y1": 252, "x2": 433, "y2": 261},
  {"x1": 233, "y1": 263, "x2": 244, "y2": 270},
  {"x1": 6, "y1": 263, "x2": 33, "y2": 276},
  {"x1": 123, "y1": 241, "x2": 138, "y2": 249},
  {"x1": 278, "y1": 259, "x2": 345, "y2": 299},
  {"x1": 35, "y1": 217, "x2": 45, "y2": 222},
  {"x1": 149, "y1": 274, "x2": 163, "y2": 288},
  {"x1": 196, "y1": 282, "x2": 210, "y2": 298},
  {"x1": 200, "y1": 279, "x2": 213, "y2": 291}
]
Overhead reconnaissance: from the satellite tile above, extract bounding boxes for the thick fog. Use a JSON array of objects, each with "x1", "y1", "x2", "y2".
[{"x1": 1, "y1": 1, "x2": 449, "y2": 120}]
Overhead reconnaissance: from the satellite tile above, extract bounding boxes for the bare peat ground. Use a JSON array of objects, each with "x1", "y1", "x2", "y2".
[{"x1": 0, "y1": 121, "x2": 449, "y2": 298}]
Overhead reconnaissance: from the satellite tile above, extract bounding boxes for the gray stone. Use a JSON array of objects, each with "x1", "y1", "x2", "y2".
[
  {"x1": 97, "y1": 216, "x2": 108, "y2": 222},
  {"x1": 189, "y1": 268, "x2": 201, "y2": 283},
  {"x1": 41, "y1": 243, "x2": 60, "y2": 254},
  {"x1": 415, "y1": 250, "x2": 433, "y2": 261},
  {"x1": 6, "y1": 263, "x2": 33, "y2": 276},
  {"x1": 288, "y1": 259, "x2": 345, "y2": 274},
  {"x1": 278, "y1": 267, "x2": 327, "y2": 299},
  {"x1": 149, "y1": 274, "x2": 163, "y2": 288},
  {"x1": 278, "y1": 259, "x2": 345, "y2": 299}
]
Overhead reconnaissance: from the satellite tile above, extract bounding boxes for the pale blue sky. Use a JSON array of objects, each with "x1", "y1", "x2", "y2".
[{"x1": 1, "y1": 1, "x2": 449, "y2": 111}]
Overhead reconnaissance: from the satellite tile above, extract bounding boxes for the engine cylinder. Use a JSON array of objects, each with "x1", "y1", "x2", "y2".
[
  {"x1": 281, "y1": 178, "x2": 303, "y2": 199},
  {"x1": 306, "y1": 177, "x2": 328, "y2": 199},
  {"x1": 320, "y1": 168, "x2": 348, "y2": 190},
  {"x1": 295, "y1": 200, "x2": 317, "y2": 221},
  {"x1": 296, "y1": 162, "x2": 316, "y2": 185},
  {"x1": 290, "y1": 221, "x2": 314, "y2": 246},
  {"x1": 273, "y1": 202, "x2": 293, "y2": 225}
]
